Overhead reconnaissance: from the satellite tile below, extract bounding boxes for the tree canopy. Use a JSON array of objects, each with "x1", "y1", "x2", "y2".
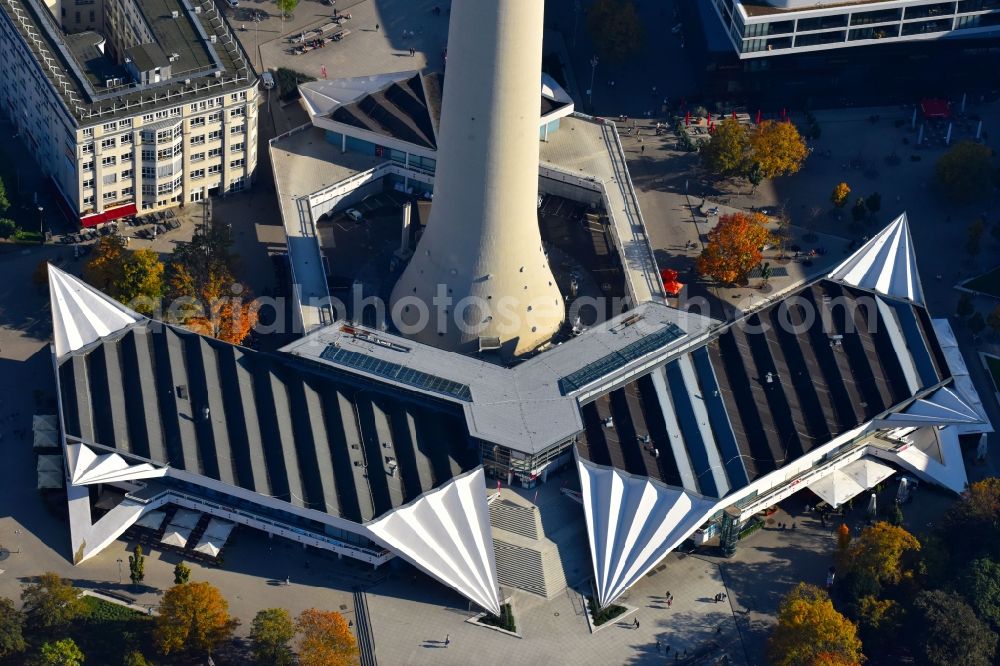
[
  {"x1": 749, "y1": 120, "x2": 809, "y2": 179},
  {"x1": 941, "y1": 478, "x2": 1000, "y2": 561},
  {"x1": 767, "y1": 583, "x2": 864, "y2": 666},
  {"x1": 700, "y1": 118, "x2": 750, "y2": 178},
  {"x1": 935, "y1": 140, "x2": 994, "y2": 202},
  {"x1": 129, "y1": 544, "x2": 146, "y2": 587},
  {"x1": 956, "y1": 557, "x2": 1000, "y2": 630},
  {"x1": 831, "y1": 182, "x2": 850, "y2": 208},
  {"x1": 37, "y1": 638, "x2": 85, "y2": 666},
  {"x1": 84, "y1": 235, "x2": 127, "y2": 292},
  {"x1": 250, "y1": 608, "x2": 295, "y2": 666},
  {"x1": 155, "y1": 582, "x2": 238, "y2": 657},
  {"x1": 697, "y1": 211, "x2": 774, "y2": 284},
  {"x1": 20, "y1": 573, "x2": 85, "y2": 633},
  {"x1": 586, "y1": 0, "x2": 644, "y2": 64},
  {"x1": 0, "y1": 176, "x2": 10, "y2": 213},
  {"x1": 0, "y1": 597, "x2": 26, "y2": 659},
  {"x1": 297, "y1": 608, "x2": 358, "y2": 666},
  {"x1": 912, "y1": 589, "x2": 998, "y2": 666},
  {"x1": 117, "y1": 249, "x2": 164, "y2": 315},
  {"x1": 840, "y1": 522, "x2": 920, "y2": 591},
  {"x1": 173, "y1": 561, "x2": 191, "y2": 585}
]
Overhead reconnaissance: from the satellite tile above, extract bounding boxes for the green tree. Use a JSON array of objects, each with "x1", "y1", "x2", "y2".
[
  {"x1": 0, "y1": 218, "x2": 16, "y2": 239},
  {"x1": 767, "y1": 583, "x2": 864, "y2": 666},
  {"x1": 250, "y1": 608, "x2": 295, "y2": 665},
  {"x1": 942, "y1": 478, "x2": 1000, "y2": 562},
  {"x1": 912, "y1": 589, "x2": 998, "y2": 666},
  {"x1": 0, "y1": 176, "x2": 10, "y2": 213},
  {"x1": 840, "y1": 522, "x2": 920, "y2": 592},
  {"x1": 747, "y1": 161, "x2": 765, "y2": 193},
  {"x1": 586, "y1": 0, "x2": 644, "y2": 63},
  {"x1": 936, "y1": 140, "x2": 994, "y2": 201},
  {"x1": 888, "y1": 501, "x2": 904, "y2": 527},
  {"x1": 116, "y1": 249, "x2": 164, "y2": 315},
  {"x1": 275, "y1": 0, "x2": 298, "y2": 17},
  {"x1": 20, "y1": 573, "x2": 85, "y2": 633},
  {"x1": 84, "y1": 235, "x2": 127, "y2": 292},
  {"x1": 129, "y1": 545, "x2": 145, "y2": 588},
  {"x1": 37, "y1": 638, "x2": 85, "y2": 666},
  {"x1": 173, "y1": 561, "x2": 191, "y2": 585},
  {"x1": 122, "y1": 651, "x2": 152, "y2": 666},
  {"x1": 155, "y1": 582, "x2": 237, "y2": 657},
  {"x1": 699, "y1": 118, "x2": 750, "y2": 178},
  {"x1": 956, "y1": 557, "x2": 1000, "y2": 630},
  {"x1": 0, "y1": 597, "x2": 27, "y2": 659},
  {"x1": 851, "y1": 197, "x2": 867, "y2": 222}
]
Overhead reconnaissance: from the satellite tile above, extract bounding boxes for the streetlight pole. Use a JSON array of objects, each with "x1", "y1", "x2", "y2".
[
  {"x1": 116, "y1": 558, "x2": 123, "y2": 584},
  {"x1": 37, "y1": 206, "x2": 44, "y2": 244},
  {"x1": 588, "y1": 55, "x2": 599, "y2": 112}
]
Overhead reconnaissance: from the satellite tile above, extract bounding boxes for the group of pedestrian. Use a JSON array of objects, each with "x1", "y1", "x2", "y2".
[
  {"x1": 664, "y1": 590, "x2": 674, "y2": 608},
  {"x1": 713, "y1": 592, "x2": 728, "y2": 603}
]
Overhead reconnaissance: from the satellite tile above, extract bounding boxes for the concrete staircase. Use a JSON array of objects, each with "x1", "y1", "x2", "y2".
[{"x1": 489, "y1": 490, "x2": 586, "y2": 599}]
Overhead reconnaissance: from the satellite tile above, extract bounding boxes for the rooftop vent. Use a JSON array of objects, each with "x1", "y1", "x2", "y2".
[
  {"x1": 194, "y1": 5, "x2": 201, "y2": 12},
  {"x1": 209, "y1": 34, "x2": 217, "y2": 43},
  {"x1": 171, "y1": 9, "x2": 179, "y2": 18}
]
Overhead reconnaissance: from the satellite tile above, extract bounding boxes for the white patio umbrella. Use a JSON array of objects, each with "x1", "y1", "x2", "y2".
[{"x1": 866, "y1": 493, "x2": 877, "y2": 519}]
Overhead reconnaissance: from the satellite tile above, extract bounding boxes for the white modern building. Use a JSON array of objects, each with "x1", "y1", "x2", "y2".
[
  {"x1": 46, "y1": 212, "x2": 991, "y2": 612},
  {"x1": 0, "y1": 0, "x2": 258, "y2": 227},
  {"x1": 710, "y1": 0, "x2": 1000, "y2": 58}
]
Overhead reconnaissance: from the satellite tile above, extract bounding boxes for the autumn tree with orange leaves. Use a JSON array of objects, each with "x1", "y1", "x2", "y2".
[
  {"x1": 296, "y1": 608, "x2": 358, "y2": 666},
  {"x1": 697, "y1": 211, "x2": 775, "y2": 284},
  {"x1": 155, "y1": 582, "x2": 238, "y2": 658},
  {"x1": 166, "y1": 223, "x2": 257, "y2": 344},
  {"x1": 767, "y1": 583, "x2": 864, "y2": 666}
]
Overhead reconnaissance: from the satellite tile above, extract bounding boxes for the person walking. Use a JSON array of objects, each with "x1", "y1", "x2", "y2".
[
  {"x1": 634, "y1": 617, "x2": 640, "y2": 629},
  {"x1": 667, "y1": 597, "x2": 672, "y2": 608},
  {"x1": 641, "y1": 145, "x2": 645, "y2": 154},
  {"x1": 375, "y1": 22, "x2": 379, "y2": 31},
  {"x1": 444, "y1": 634, "x2": 450, "y2": 647}
]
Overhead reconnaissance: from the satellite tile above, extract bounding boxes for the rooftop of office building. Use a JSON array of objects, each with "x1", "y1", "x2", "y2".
[{"x1": 0, "y1": 0, "x2": 255, "y2": 125}]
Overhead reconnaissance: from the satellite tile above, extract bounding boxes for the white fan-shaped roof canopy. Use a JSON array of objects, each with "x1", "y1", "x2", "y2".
[
  {"x1": 48, "y1": 264, "x2": 141, "y2": 359},
  {"x1": 828, "y1": 213, "x2": 925, "y2": 305},
  {"x1": 879, "y1": 386, "x2": 983, "y2": 427},
  {"x1": 366, "y1": 468, "x2": 501, "y2": 615},
  {"x1": 65, "y1": 442, "x2": 165, "y2": 485},
  {"x1": 577, "y1": 458, "x2": 717, "y2": 609}
]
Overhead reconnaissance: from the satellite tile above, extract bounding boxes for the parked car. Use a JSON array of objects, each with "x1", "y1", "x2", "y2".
[
  {"x1": 261, "y1": 71, "x2": 275, "y2": 89},
  {"x1": 226, "y1": 0, "x2": 239, "y2": 8},
  {"x1": 345, "y1": 208, "x2": 363, "y2": 222}
]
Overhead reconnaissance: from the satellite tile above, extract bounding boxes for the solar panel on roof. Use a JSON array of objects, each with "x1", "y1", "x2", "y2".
[
  {"x1": 559, "y1": 323, "x2": 686, "y2": 394},
  {"x1": 319, "y1": 346, "x2": 473, "y2": 401}
]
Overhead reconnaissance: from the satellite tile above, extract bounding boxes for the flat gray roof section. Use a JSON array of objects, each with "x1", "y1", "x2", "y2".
[
  {"x1": 125, "y1": 42, "x2": 172, "y2": 72},
  {"x1": 282, "y1": 302, "x2": 719, "y2": 454}
]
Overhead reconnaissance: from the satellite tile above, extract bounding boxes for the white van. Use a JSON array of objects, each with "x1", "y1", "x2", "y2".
[{"x1": 261, "y1": 71, "x2": 275, "y2": 90}]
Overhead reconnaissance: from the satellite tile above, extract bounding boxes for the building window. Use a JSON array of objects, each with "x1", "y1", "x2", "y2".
[
  {"x1": 82, "y1": 178, "x2": 94, "y2": 188},
  {"x1": 230, "y1": 91, "x2": 247, "y2": 102},
  {"x1": 142, "y1": 114, "x2": 154, "y2": 123},
  {"x1": 102, "y1": 122, "x2": 116, "y2": 132},
  {"x1": 229, "y1": 177, "x2": 245, "y2": 192},
  {"x1": 231, "y1": 142, "x2": 244, "y2": 153},
  {"x1": 230, "y1": 124, "x2": 245, "y2": 135},
  {"x1": 191, "y1": 134, "x2": 206, "y2": 145},
  {"x1": 103, "y1": 190, "x2": 117, "y2": 201},
  {"x1": 121, "y1": 169, "x2": 133, "y2": 179},
  {"x1": 208, "y1": 164, "x2": 221, "y2": 175},
  {"x1": 141, "y1": 167, "x2": 155, "y2": 178},
  {"x1": 191, "y1": 152, "x2": 206, "y2": 162},
  {"x1": 122, "y1": 151, "x2": 133, "y2": 162},
  {"x1": 190, "y1": 168, "x2": 205, "y2": 179},
  {"x1": 230, "y1": 107, "x2": 244, "y2": 117},
  {"x1": 230, "y1": 158, "x2": 245, "y2": 169},
  {"x1": 82, "y1": 127, "x2": 94, "y2": 138},
  {"x1": 101, "y1": 155, "x2": 116, "y2": 167},
  {"x1": 120, "y1": 118, "x2": 132, "y2": 129},
  {"x1": 208, "y1": 147, "x2": 222, "y2": 158},
  {"x1": 82, "y1": 161, "x2": 93, "y2": 171},
  {"x1": 81, "y1": 143, "x2": 94, "y2": 155},
  {"x1": 121, "y1": 134, "x2": 132, "y2": 145},
  {"x1": 101, "y1": 138, "x2": 116, "y2": 150},
  {"x1": 191, "y1": 117, "x2": 206, "y2": 127},
  {"x1": 141, "y1": 149, "x2": 155, "y2": 160},
  {"x1": 83, "y1": 195, "x2": 94, "y2": 205}
]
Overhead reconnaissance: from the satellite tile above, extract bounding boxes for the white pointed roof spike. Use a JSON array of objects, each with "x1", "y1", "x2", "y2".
[
  {"x1": 577, "y1": 458, "x2": 717, "y2": 609},
  {"x1": 827, "y1": 213, "x2": 925, "y2": 305},
  {"x1": 48, "y1": 264, "x2": 141, "y2": 358},
  {"x1": 878, "y1": 386, "x2": 984, "y2": 427},
  {"x1": 366, "y1": 468, "x2": 501, "y2": 615}
]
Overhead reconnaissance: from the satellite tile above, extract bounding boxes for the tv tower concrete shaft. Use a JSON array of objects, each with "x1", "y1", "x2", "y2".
[{"x1": 389, "y1": 0, "x2": 564, "y2": 356}]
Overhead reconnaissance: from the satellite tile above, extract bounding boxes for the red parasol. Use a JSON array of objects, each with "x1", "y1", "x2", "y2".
[
  {"x1": 755, "y1": 110, "x2": 761, "y2": 125},
  {"x1": 685, "y1": 111, "x2": 690, "y2": 127},
  {"x1": 732, "y1": 110, "x2": 737, "y2": 121}
]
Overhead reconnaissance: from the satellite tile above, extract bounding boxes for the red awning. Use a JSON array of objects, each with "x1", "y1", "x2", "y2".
[
  {"x1": 920, "y1": 99, "x2": 950, "y2": 119},
  {"x1": 80, "y1": 203, "x2": 137, "y2": 228}
]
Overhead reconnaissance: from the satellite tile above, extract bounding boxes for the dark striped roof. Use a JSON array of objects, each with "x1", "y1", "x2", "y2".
[
  {"x1": 57, "y1": 322, "x2": 478, "y2": 523},
  {"x1": 576, "y1": 280, "x2": 950, "y2": 498}
]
